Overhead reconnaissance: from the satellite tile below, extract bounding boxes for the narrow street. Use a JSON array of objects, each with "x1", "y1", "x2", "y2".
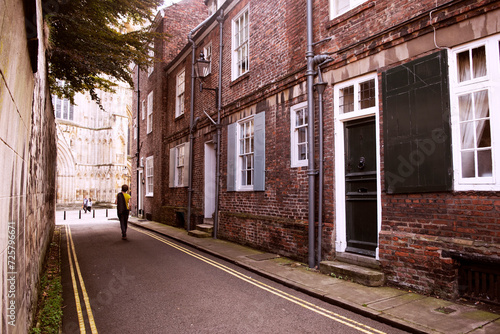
[{"x1": 58, "y1": 210, "x2": 408, "y2": 334}]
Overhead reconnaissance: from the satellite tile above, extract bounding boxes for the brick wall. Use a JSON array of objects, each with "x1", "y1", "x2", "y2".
[
  {"x1": 380, "y1": 193, "x2": 500, "y2": 297},
  {"x1": 130, "y1": 0, "x2": 206, "y2": 219}
]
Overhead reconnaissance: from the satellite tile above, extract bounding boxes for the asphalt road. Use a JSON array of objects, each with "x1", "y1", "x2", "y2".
[{"x1": 59, "y1": 215, "x2": 409, "y2": 334}]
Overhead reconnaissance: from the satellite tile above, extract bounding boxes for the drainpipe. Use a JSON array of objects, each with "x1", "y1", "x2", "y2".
[
  {"x1": 136, "y1": 67, "x2": 140, "y2": 215},
  {"x1": 305, "y1": 0, "x2": 316, "y2": 268},
  {"x1": 213, "y1": 9, "x2": 224, "y2": 239},
  {"x1": 187, "y1": 16, "x2": 213, "y2": 231},
  {"x1": 314, "y1": 58, "x2": 332, "y2": 267}
]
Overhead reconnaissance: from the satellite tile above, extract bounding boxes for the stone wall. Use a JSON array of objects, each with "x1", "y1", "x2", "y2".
[{"x1": 0, "y1": 0, "x2": 57, "y2": 332}]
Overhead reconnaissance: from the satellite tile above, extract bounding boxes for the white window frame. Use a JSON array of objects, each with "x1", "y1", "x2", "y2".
[
  {"x1": 333, "y1": 72, "x2": 381, "y2": 256},
  {"x1": 232, "y1": 6, "x2": 249, "y2": 81},
  {"x1": 52, "y1": 96, "x2": 74, "y2": 121},
  {"x1": 237, "y1": 116, "x2": 254, "y2": 191},
  {"x1": 145, "y1": 156, "x2": 154, "y2": 197},
  {"x1": 290, "y1": 102, "x2": 308, "y2": 167},
  {"x1": 449, "y1": 34, "x2": 500, "y2": 191},
  {"x1": 334, "y1": 73, "x2": 378, "y2": 122},
  {"x1": 176, "y1": 69, "x2": 185, "y2": 118},
  {"x1": 330, "y1": 0, "x2": 368, "y2": 19},
  {"x1": 169, "y1": 143, "x2": 189, "y2": 188},
  {"x1": 175, "y1": 144, "x2": 186, "y2": 187},
  {"x1": 141, "y1": 99, "x2": 146, "y2": 120},
  {"x1": 147, "y1": 91, "x2": 153, "y2": 134}
]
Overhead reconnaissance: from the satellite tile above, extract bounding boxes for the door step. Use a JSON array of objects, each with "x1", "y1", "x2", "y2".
[
  {"x1": 320, "y1": 253, "x2": 384, "y2": 287},
  {"x1": 187, "y1": 223, "x2": 213, "y2": 238}
]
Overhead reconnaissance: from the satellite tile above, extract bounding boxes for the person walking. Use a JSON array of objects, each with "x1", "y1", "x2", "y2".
[
  {"x1": 83, "y1": 197, "x2": 88, "y2": 213},
  {"x1": 116, "y1": 185, "x2": 131, "y2": 240},
  {"x1": 87, "y1": 198, "x2": 93, "y2": 213}
]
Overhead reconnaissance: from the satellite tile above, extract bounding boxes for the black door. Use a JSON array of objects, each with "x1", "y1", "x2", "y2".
[{"x1": 345, "y1": 117, "x2": 377, "y2": 257}]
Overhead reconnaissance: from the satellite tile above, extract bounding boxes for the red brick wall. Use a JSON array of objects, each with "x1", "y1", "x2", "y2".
[
  {"x1": 130, "y1": 0, "x2": 207, "y2": 219},
  {"x1": 380, "y1": 193, "x2": 500, "y2": 297}
]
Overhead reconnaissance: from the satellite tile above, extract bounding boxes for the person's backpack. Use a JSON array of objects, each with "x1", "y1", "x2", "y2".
[{"x1": 117, "y1": 193, "x2": 127, "y2": 214}]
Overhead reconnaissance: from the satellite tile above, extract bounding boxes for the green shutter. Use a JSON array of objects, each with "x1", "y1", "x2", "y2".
[
  {"x1": 254, "y1": 112, "x2": 266, "y2": 191},
  {"x1": 382, "y1": 50, "x2": 452, "y2": 194}
]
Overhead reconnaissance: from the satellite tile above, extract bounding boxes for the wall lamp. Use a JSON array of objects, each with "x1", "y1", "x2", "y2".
[{"x1": 195, "y1": 52, "x2": 218, "y2": 109}]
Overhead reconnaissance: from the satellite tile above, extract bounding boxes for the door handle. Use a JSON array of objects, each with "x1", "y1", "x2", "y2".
[{"x1": 358, "y1": 157, "x2": 365, "y2": 170}]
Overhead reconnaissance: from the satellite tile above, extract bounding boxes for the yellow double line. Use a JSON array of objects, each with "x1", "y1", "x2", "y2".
[
  {"x1": 65, "y1": 225, "x2": 98, "y2": 334},
  {"x1": 131, "y1": 226, "x2": 386, "y2": 334}
]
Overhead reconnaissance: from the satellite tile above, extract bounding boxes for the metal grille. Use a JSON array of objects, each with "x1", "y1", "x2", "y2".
[{"x1": 458, "y1": 261, "x2": 500, "y2": 305}]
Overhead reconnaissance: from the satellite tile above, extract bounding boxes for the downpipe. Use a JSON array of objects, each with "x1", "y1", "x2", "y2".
[
  {"x1": 214, "y1": 10, "x2": 224, "y2": 239},
  {"x1": 306, "y1": 0, "x2": 333, "y2": 268},
  {"x1": 314, "y1": 59, "x2": 332, "y2": 267}
]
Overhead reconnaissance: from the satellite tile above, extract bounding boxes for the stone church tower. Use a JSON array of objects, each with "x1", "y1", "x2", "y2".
[{"x1": 54, "y1": 81, "x2": 132, "y2": 205}]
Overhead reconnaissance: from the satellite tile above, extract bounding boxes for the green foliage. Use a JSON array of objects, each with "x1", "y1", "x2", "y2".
[
  {"x1": 30, "y1": 275, "x2": 63, "y2": 334},
  {"x1": 45, "y1": 0, "x2": 164, "y2": 102}
]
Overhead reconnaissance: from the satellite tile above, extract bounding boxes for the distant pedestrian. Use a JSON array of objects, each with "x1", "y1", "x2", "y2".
[
  {"x1": 83, "y1": 197, "x2": 88, "y2": 213},
  {"x1": 87, "y1": 198, "x2": 93, "y2": 213},
  {"x1": 116, "y1": 185, "x2": 131, "y2": 240}
]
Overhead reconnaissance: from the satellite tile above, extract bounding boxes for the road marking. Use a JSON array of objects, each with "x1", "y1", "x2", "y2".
[
  {"x1": 66, "y1": 225, "x2": 99, "y2": 334},
  {"x1": 131, "y1": 226, "x2": 386, "y2": 334}
]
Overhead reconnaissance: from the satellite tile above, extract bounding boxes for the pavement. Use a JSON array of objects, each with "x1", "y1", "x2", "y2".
[
  {"x1": 56, "y1": 209, "x2": 500, "y2": 334},
  {"x1": 126, "y1": 216, "x2": 500, "y2": 334}
]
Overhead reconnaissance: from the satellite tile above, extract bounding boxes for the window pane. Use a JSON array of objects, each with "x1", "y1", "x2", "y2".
[
  {"x1": 477, "y1": 149, "x2": 492, "y2": 177},
  {"x1": 460, "y1": 122, "x2": 474, "y2": 149},
  {"x1": 457, "y1": 50, "x2": 471, "y2": 82},
  {"x1": 340, "y1": 86, "x2": 354, "y2": 113},
  {"x1": 459, "y1": 94, "x2": 472, "y2": 122},
  {"x1": 461, "y1": 151, "x2": 475, "y2": 178},
  {"x1": 296, "y1": 109, "x2": 304, "y2": 126},
  {"x1": 298, "y1": 128, "x2": 307, "y2": 143},
  {"x1": 473, "y1": 90, "x2": 489, "y2": 119},
  {"x1": 359, "y1": 79, "x2": 375, "y2": 109},
  {"x1": 298, "y1": 143, "x2": 307, "y2": 160},
  {"x1": 472, "y1": 46, "x2": 487, "y2": 79},
  {"x1": 476, "y1": 120, "x2": 491, "y2": 148}
]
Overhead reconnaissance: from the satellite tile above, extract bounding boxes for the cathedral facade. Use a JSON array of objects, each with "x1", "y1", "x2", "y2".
[{"x1": 54, "y1": 82, "x2": 132, "y2": 205}]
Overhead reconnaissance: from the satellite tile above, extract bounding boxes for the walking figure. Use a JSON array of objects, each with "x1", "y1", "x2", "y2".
[
  {"x1": 83, "y1": 197, "x2": 88, "y2": 213},
  {"x1": 116, "y1": 185, "x2": 131, "y2": 240}
]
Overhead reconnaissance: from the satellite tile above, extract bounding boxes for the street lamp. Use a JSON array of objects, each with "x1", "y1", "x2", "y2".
[
  {"x1": 195, "y1": 52, "x2": 211, "y2": 78},
  {"x1": 195, "y1": 52, "x2": 218, "y2": 109}
]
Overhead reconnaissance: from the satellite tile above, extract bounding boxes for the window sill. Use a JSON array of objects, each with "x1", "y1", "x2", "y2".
[
  {"x1": 326, "y1": 1, "x2": 375, "y2": 30},
  {"x1": 230, "y1": 72, "x2": 250, "y2": 87}
]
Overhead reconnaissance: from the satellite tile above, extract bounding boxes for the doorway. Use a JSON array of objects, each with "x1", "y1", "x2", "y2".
[
  {"x1": 204, "y1": 142, "x2": 216, "y2": 220},
  {"x1": 344, "y1": 117, "x2": 378, "y2": 257}
]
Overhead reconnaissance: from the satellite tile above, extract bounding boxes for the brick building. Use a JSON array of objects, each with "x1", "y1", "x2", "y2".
[
  {"x1": 130, "y1": 0, "x2": 208, "y2": 219},
  {"x1": 132, "y1": 0, "x2": 500, "y2": 303}
]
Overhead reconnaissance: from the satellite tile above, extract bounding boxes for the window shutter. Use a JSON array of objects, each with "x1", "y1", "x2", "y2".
[
  {"x1": 382, "y1": 50, "x2": 452, "y2": 194},
  {"x1": 227, "y1": 122, "x2": 237, "y2": 191},
  {"x1": 254, "y1": 112, "x2": 266, "y2": 191},
  {"x1": 169, "y1": 147, "x2": 175, "y2": 188},
  {"x1": 183, "y1": 143, "x2": 190, "y2": 187}
]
